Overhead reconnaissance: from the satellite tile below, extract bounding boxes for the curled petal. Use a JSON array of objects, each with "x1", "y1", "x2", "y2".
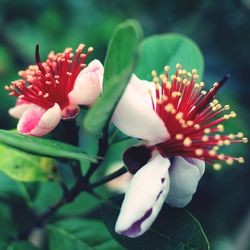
[
  {"x1": 68, "y1": 59, "x2": 103, "y2": 106},
  {"x1": 17, "y1": 103, "x2": 61, "y2": 136},
  {"x1": 166, "y1": 156, "x2": 205, "y2": 208},
  {"x1": 115, "y1": 154, "x2": 170, "y2": 238},
  {"x1": 112, "y1": 75, "x2": 169, "y2": 145},
  {"x1": 61, "y1": 104, "x2": 80, "y2": 119},
  {"x1": 9, "y1": 99, "x2": 34, "y2": 119}
]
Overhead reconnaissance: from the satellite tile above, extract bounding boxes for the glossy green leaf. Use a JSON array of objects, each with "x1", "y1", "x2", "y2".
[
  {"x1": 101, "y1": 195, "x2": 210, "y2": 250},
  {"x1": 0, "y1": 129, "x2": 96, "y2": 162},
  {"x1": 136, "y1": 33, "x2": 204, "y2": 80},
  {"x1": 47, "y1": 219, "x2": 123, "y2": 250},
  {"x1": 84, "y1": 19, "x2": 143, "y2": 133},
  {"x1": 0, "y1": 144, "x2": 58, "y2": 182},
  {"x1": 7, "y1": 241, "x2": 37, "y2": 250}
]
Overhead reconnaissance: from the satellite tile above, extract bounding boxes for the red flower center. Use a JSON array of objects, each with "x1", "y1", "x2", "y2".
[
  {"x1": 150, "y1": 64, "x2": 247, "y2": 170},
  {"x1": 5, "y1": 44, "x2": 93, "y2": 110}
]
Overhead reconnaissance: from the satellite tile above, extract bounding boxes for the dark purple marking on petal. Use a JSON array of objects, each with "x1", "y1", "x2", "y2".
[
  {"x1": 118, "y1": 208, "x2": 153, "y2": 237},
  {"x1": 161, "y1": 178, "x2": 165, "y2": 183},
  {"x1": 156, "y1": 191, "x2": 163, "y2": 201}
]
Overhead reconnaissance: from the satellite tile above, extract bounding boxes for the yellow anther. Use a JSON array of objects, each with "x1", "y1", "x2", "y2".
[
  {"x1": 164, "y1": 103, "x2": 174, "y2": 112},
  {"x1": 214, "y1": 134, "x2": 221, "y2": 140},
  {"x1": 151, "y1": 70, "x2": 157, "y2": 77},
  {"x1": 176, "y1": 76, "x2": 182, "y2": 82},
  {"x1": 228, "y1": 134, "x2": 235, "y2": 139},
  {"x1": 171, "y1": 75, "x2": 176, "y2": 81},
  {"x1": 194, "y1": 124, "x2": 200, "y2": 129},
  {"x1": 200, "y1": 82, "x2": 205, "y2": 87},
  {"x1": 187, "y1": 120, "x2": 194, "y2": 126},
  {"x1": 218, "y1": 154, "x2": 225, "y2": 160},
  {"x1": 226, "y1": 158, "x2": 234, "y2": 165},
  {"x1": 187, "y1": 72, "x2": 192, "y2": 77},
  {"x1": 224, "y1": 105, "x2": 230, "y2": 110},
  {"x1": 213, "y1": 99, "x2": 219, "y2": 105},
  {"x1": 201, "y1": 90, "x2": 207, "y2": 95},
  {"x1": 176, "y1": 63, "x2": 181, "y2": 69},
  {"x1": 242, "y1": 137, "x2": 248, "y2": 143},
  {"x1": 172, "y1": 91, "x2": 181, "y2": 98},
  {"x1": 166, "y1": 82, "x2": 172, "y2": 89},
  {"x1": 162, "y1": 95, "x2": 168, "y2": 101},
  {"x1": 202, "y1": 135, "x2": 208, "y2": 142},
  {"x1": 192, "y1": 68, "x2": 197, "y2": 74},
  {"x1": 204, "y1": 128, "x2": 211, "y2": 134},
  {"x1": 217, "y1": 124, "x2": 224, "y2": 132},
  {"x1": 183, "y1": 79, "x2": 188, "y2": 84},
  {"x1": 238, "y1": 157, "x2": 245, "y2": 163},
  {"x1": 182, "y1": 69, "x2": 187, "y2": 75},
  {"x1": 224, "y1": 140, "x2": 231, "y2": 145},
  {"x1": 237, "y1": 132, "x2": 244, "y2": 138},
  {"x1": 88, "y1": 47, "x2": 94, "y2": 52},
  {"x1": 195, "y1": 149, "x2": 203, "y2": 156},
  {"x1": 213, "y1": 82, "x2": 219, "y2": 87},
  {"x1": 230, "y1": 111, "x2": 237, "y2": 118},
  {"x1": 164, "y1": 66, "x2": 170, "y2": 72},
  {"x1": 183, "y1": 137, "x2": 192, "y2": 147},
  {"x1": 160, "y1": 74, "x2": 165, "y2": 80},
  {"x1": 209, "y1": 150, "x2": 216, "y2": 156},
  {"x1": 213, "y1": 146, "x2": 219, "y2": 151},
  {"x1": 194, "y1": 83, "x2": 200, "y2": 88},
  {"x1": 213, "y1": 163, "x2": 222, "y2": 171},
  {"x1": 175, "y1": 112, "x2": 183, "y2": 120},
  {"x1": 216, "y1": 104, "x2": 222, "y2": 110},
  {"x1": 153, "y1": 77, "x2": 159, "y2": 83},
  {"x1": 175, "y1": 134, "x2": 183, "y2": 140},
  {"x1": 217, "y1": 140, "x2": 224, "y2": 146},
  {"x1": 178, "y1": 70, "x2": 183, "y2": 75}
]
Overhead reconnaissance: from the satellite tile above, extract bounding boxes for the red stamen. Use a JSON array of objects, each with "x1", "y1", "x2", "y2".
[
  {"x1": 6, "y1": 44, "x2": 93, "y2": 110},
  {"x1": 150, "y1": 65, "x2": 246, "y2": 169}
]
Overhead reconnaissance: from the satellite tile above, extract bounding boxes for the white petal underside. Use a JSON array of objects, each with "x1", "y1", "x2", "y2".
[
  {"x1": 115, "y1": 154, "x2": 170, "y2": 237},
  {"x1": 166, "y1": 156, "x2": 205, "y2": 208}
]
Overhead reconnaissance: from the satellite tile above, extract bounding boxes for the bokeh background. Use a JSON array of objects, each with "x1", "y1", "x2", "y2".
[{"x1": 0, "y1": 0, "x2": 249, "y2": 249}]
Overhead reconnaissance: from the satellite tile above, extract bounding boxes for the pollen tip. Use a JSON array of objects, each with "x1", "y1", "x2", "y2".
[
  {"x1": 183, "y1": 137, "x2": 192, "y2": 147},
  {"x1": 164, "y1": 65, "x2": 170, "y2": 72},
  {"x1": 151, "y1": 70, "x2": 157, "y2": 77},
  {"x1": 176, "y1": 63, "x2": 181, "y2": 69},
  {"x1": 195, "y1": 149, "x2": 203, "y2": 156},
  {"x1": 242, "y1": 137, "x2": 248, "y2": 143},
  {"x1": 88, "y1": 47, "x2": 94, "y2": 52},
  {"x1": 175, "y1": 133, "x2": 183, "y2": 140},
  {"x1": 213, "y1": 163, "x2": 222, "y2": 171},
  {"x1": 238, "y1": 157, "x2": 245, "y2": 163}
]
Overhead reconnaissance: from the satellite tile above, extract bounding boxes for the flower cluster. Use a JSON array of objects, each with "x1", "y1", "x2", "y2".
[
  {"x1": 5, "y1": 46, "x2": 247, "y2": 239},
  {"x1": 6, "y1": 44, "x2": 103, "y2": 136}
]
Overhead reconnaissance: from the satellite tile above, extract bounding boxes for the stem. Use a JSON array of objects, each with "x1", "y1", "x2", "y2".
[
  {"x1": 18, "y1": 165, "x2": 126, "y2": 239},
  {"x1": 89, "y1": 166, "x2": 127, "y2": 189}
]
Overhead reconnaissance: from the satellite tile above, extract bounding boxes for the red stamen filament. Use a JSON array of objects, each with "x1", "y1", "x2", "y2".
[
  {"x1": 151, "y1": 64, "x2": 247, "y2": 170},
  {"x1": 5, "y1": 44, "x2": 93, "y2": 110}
]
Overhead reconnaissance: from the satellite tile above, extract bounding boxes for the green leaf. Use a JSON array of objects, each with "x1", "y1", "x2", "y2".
[
  {"x1": 135, "y1": 33, "x2": 204, "y2": 80},
  {"x1": 47, "y1": 219, "x2": 123, "y2": 250},
  {"x1": 0, "y1": 144, "x2": 58, "y2": 182},
  {"x1": 7, "y1": 241, "x2": 37, "y2": 250},
  {"x1": 84, "y1": 19, "x2": 143, "y2": 133},
  {"x1": 101, "y1": 195, "x2": 210, "y2": 250},
  {"x1": 0, "y1": 129, "x2": 96, "y2": 162}
]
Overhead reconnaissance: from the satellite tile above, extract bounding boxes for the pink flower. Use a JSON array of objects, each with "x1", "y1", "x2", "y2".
[
  {"x1": 6, "y1": 44, "x2": 103, "y2": 136},
  {"x1": 112, "y1": 65, "x2": 247, "y2": 237}
]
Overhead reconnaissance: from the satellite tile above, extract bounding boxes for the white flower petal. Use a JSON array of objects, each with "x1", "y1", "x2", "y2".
[
  {"x1": 9, "y1": 100, "x2": 34, "y2": 119},
  {"x1": 166, "y1": 156, "x2": 205, "y2": 208},
  {"x1": 68, "y1": 59, "x2": 103, "y2": 106},
  {"x1": 17, "y1": 103, "x2": 61, "y2": 136},
  {"x1": 112, "y1": 75, "x2": 169, "y2": 145},
  {"x1": 115, "y1": 154, "x2": 170, "y2": 238}
]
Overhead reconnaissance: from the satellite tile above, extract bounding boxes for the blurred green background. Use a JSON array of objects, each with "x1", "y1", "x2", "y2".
[{"x1": 0, "y1": 0, "x2": 249, "y2": 249}]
